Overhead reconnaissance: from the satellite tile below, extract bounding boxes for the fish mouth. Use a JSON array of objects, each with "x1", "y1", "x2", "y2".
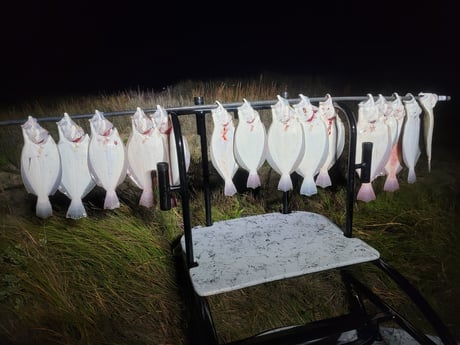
[{"x1": 72, "y1": 136, "x2": 83, "y2": 143}]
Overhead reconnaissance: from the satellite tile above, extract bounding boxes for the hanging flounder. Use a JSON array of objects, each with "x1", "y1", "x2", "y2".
[
  {"x1": 152, "y1": 105, "x2": 190, "y2": 186},
  {"x1": 383, "y1": 93, "x2": 406, "y2": 192},
  {"x1": 234, "y1": 98, "x2": 267, "y2": 189},
  {"x1": 355, "y1": 94, "x2": 392, "y2": 202},
  {"x1": 293, "y1": 94, "x2": 328, "y2": 196},
  {"x1": 57, "y1": 113, "x2": 95, "y2": 219},
  {"x1": 375, "y1": 94, "x2": 398, "y2": 178},
  {"x1": 88, "y1": 110, "x2": 127, "y2": 209},
  {"x1": 401, "y1": 94, "x2": 423, "y2": 184},
  {"x1": 20, "y1": 116, "x2": 62, "y2": 218},
  {"x1": 126, "y1": 107, "x2": 166, "y2": 207},
  {"x1": 267, "y1": 95, "x2": 304, "y2": 192},
  {"x1": 210, "y1": 101, "x2": 238, "y2": 196},
  {"x1": 316, "y1": 94, "x2": 344, "y2": 188},
  {"x1": 418, "y1": 92, "x2": 438, "y2": 172}
]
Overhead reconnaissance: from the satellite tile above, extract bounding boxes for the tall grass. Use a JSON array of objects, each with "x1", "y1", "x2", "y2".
[{"x1": 1, "y1": 74, "x2": 458, "y2": 344}]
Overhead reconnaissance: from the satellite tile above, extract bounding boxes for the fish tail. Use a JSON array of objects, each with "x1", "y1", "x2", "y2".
[
  {"x1": 66, "y1": 198, "x2": 87, "y2": 219},
  {"x1": 36, "y1": 196, "x2": 53, "y2": 219},
  {"x1": 224, "y1": 180, "x2": 237, "y2": 196},
  {"x1": 277, "y1": 174, "x2": 293, "y2": 192},
  {"x1": 300, "y1": 176, "x2": 317, "y2": 196},
  {"x1": 357, "y1": 182, "x2": 376, "y2": 202},
  {"x1": 246, "y1": 172, "x2": 261, "y2": 189},
  {"x1": 104, "y1": 190, "x2": 120, "y2": 209},
  {"x1": 139, "y1": 189, "x2": 154, "y2": 208},
  {"x1": 407, "y1": 168, "x2": 417, "y2": 184},
  {"x1": 315, "y1": 170, "x2": 332, "y2": 189},
  {"x1": 383, "y1": 174, "x2": 400, "y2": 192}
]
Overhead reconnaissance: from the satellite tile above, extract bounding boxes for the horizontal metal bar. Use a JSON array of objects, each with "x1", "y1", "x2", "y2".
[{"x1": 0, "y1": 94, "x2": 451, "y2": 127}]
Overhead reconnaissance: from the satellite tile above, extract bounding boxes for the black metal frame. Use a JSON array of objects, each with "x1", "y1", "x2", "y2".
[{"x1": 158, "y1": 94, "x2": 456, "y2": 345}]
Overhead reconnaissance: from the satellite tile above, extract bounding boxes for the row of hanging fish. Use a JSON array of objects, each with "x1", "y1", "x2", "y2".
[
  {"x1": 20, "y1": 92, "x2": 438, "y2": 218},
  {"x1": 20, "y1": 106, "x2": 190, "y2": 219},
  {"x1": 211, "y1": 92, "x2": 438, "y2": 201},
  {"x1": 355, "y1": 92, "x2": 438, "y2": 202},
  {"x1": 211, "y1": 94, "x2": 345, "y2": 197}
]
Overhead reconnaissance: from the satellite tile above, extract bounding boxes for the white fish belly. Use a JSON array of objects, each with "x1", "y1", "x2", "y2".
[
  {"x1": 210, "y1": 126, "x2": 238, "y2": 183},
  {"x1": 88, "y1": 133, "x2": 126, "y2": 191},
  {"x1": 21, "y1": 138, "x2": 61, "y2": 198},
  {"x1": 296, "y1": 122, "x2": 328, "y2": 178},
  {"x1": 126, "y1": 130, "x2": 166, "y2": 189},
  {"x1": 356, "y1": 123, "x2": 391, "y2": 181},
  {"x1": 58, "y1": 137, "x2": 94, "y2": 199},
  {"x1": 234, "y1": 122, "x2": 266, "y2": 172},
  {"x1": 402, "y1": 117, "x2": 421, "y2": 182},
  {"x1": 267, "y1": 121, "x2": 304, "y2": 175}
]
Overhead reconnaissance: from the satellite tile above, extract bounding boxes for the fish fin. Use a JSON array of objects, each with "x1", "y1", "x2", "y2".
[
  {"x1": 139, "y1": 189, "x2": 154, "y2": 208},
  {"x1": 246, "y1": 172, "x2": 261, "y2": 189},
  {"x1": 383, "y1": 175, "x2": 400, "y2": 192},
  {"x1": 224, "y1": 180, "x2": 237, "y2": 196},
  {"x1": 357, "y1": 182, "x2": 376, "y2": 202},
  {"x1": 104, "y1": 190, "x2": 120, "y2": 209},
  {"x1": 277, "y1": 174, "x2": 293, "y2": 192},
  {"x1": 315, "y1": 170, "x2": 332, "y2": 188},
  {"x1": 300, "y1": 176, "x2": 317, "y2": 196},
  {"x1": 36, "y1": 196, "x2": 53, "y2": 218},
  {"x1": 66, "y1": 199, "x2": 87, "y2": 219},
  {"x1": 407, "y1": 168, "x2": 417, "y2": 184}
]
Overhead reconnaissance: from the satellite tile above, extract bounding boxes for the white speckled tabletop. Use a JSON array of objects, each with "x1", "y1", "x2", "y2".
[{"x1": 180, "y1": 211, "x2": 380, "y2": 296}]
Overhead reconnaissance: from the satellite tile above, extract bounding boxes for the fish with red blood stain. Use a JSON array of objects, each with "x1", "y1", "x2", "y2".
[
  {"x1": 152, "y1": 105, "x2": 190, "y2": 187},
  {"x1": 316, "y1": 94, "x2": 344, "y2": 188},
  {"x1": 266, "y1": 95, "x2": 304, "y2": 192},
  {"x1": 88, "y1": 110, "x2": 127, "y2": 209},
  {"x1": 293, "y1": 94, "x2": 328, "y2": 196},
  {"x1": 355, "y1": 94, "x2": 392, "y2": 202},
  {"x1": 20, "y1": 116, "x2": 62, "y2": 218},
  {"x1": 126, "y1": 107, "x2": 166, "y2": 208},
  {"x1": 234, "y1": 99, "x2": 267, "y2": 189},
  {"x1": 57, "y1": 113, "x2": 95, "y2": 218},
  {"x1": 210, "y1": 101, "x2": 238, "y2": 196},
  {"x1": 383, "y1": 93, "x2": 406, "y2": 192}
]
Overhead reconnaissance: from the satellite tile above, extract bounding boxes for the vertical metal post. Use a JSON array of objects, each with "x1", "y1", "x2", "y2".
[
  {"x1": 335, "y1": 102, "x2": 358, "y2": 238},
  {"x1": 170, "y1": 112, "x2": 196, "y2": 268},
  {"x1": 282, "y1": 91, "x2": 290, "y2": 214},
  {"x1": 194, "y1": 96, "x2": 212, "y2": 226}
]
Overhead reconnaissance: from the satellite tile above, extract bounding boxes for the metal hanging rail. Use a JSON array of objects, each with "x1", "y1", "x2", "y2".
[{"x1": 0, "y1": 94, "x2": 451, "y2": 127}]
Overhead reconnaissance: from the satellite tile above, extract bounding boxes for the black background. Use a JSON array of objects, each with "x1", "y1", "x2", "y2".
[{"x1": 1, "y1": 0, "x2": 458, "y2": 104}]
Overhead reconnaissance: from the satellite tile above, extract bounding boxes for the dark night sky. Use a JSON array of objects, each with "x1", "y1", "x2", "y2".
[{"x1": 1, "y1": 0, "x2": 458, "y2": 105}]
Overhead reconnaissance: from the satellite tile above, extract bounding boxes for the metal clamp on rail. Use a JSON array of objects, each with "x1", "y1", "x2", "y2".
[{"x1": 356, "y1": 142, "x2": 373, "y2": 183}]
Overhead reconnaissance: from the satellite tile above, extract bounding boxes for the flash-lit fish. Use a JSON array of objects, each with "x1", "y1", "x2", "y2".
[
  {"x1": 152, "y1": 105, "x2": 190, "y2": 187},
  {"x1": 316, "y1": 94, "x2": 344, "y2": 188},
  {"x1": 418, "y1": 92, "x2": 438, "y2": 172},
  {"x1": 293, "y1": 94, "x2": 328, "y2": 196},
  {"x1": 267, "y1": 95, "x2": 304, "y2": 192},
  {"x1": 234, "y1": 99, "x2": 267, "y2": 189},
  {"x1": 126, "y1": 107, "x2": 166, "y2": 207},
  {"x1": 355, "y1": 95, "x2": 392, "y2": 202},
  {"x1": 402, "y1": 94, "x2": 422, "y2": 184},
  {"x1": 57, "y1": 113, "x2": 95, "y2": 219},
  {"x1": 210, "y1": 101, "x2": 238, "y2": 196},
  {"x1": 88, "y1": 110, "x2": 127, "y2": 209},
  {"x1": 20, "y1": 116, "x2": 62, "y2": 218},
  {"x1": 383, "y1": 93, "x2": 406, "y2": 192}
]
